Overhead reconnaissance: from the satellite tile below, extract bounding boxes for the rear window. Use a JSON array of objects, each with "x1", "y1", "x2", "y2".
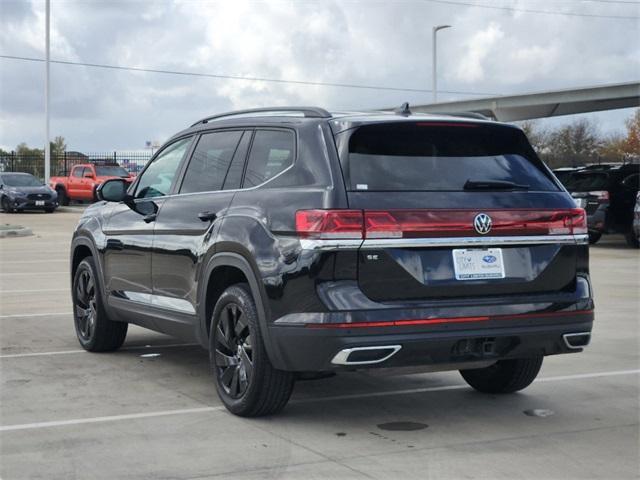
[
  {"x1": 344, "y1": 123, "x2": 558, "y2": 192},
  {"x1": 95, "y1": 165, "x2": 129, "y2": 177},
  {"x1": 564, "y1": 172, "x2": 609, "y2": 191}
]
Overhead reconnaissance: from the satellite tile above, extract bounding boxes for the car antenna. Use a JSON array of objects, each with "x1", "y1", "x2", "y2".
[{"x1": 394, "y1": 102, "x2": 412, "y2": 116}]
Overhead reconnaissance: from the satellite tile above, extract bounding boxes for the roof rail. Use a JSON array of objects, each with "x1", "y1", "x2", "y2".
[{"x1": 190, "y1": 107, "x2": 332, "y2": 127}]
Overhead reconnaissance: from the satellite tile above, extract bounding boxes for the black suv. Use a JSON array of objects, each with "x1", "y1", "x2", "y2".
[
  {"x1": 70, "y1": 107, "x2": 594, "y2": 416},
  {"x1": 559, "y1": 164, "x2": 640, "y2": 245}
]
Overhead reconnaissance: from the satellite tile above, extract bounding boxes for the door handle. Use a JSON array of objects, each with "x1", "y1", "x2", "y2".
[
  {"x1": 143, "y1": 213, "x2": 157, "y2": 223},
  {"x1": 198, "y1": 211, "x2": 218, "y2": 222}
]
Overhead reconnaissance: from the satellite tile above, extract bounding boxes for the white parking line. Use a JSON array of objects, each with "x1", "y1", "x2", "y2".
[
  {"x1": 0, "y1": 312, "x2": 71, "y2": 319},
  {"x1": 0, "y1": 343, "x2": 198, "y2": 359},
  {"x1": 0, "y1": 288, "x2": 68, "y2": 294},
  {"x1": 1, "y1": 259, "x2": 67, "y2": 264},
  {"x1": 0, "y1": 369, "x2": 637, "y2": 433},
  {"x1": 0, "y1": 272, "x2": 67, "y2": 276}
]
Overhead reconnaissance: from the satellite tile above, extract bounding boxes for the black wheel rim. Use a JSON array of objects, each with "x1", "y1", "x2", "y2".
[
  {"x1": 74, "y1": 268, "x2": 96, "y2": 340},
  {"x1": 214, "y1": 303, "x2": 253, "y2": 399}
]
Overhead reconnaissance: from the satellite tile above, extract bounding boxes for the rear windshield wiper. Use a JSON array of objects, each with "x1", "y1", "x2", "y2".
[{"x1": 464, "y1": 179, "x2": 530, "y2": 191}]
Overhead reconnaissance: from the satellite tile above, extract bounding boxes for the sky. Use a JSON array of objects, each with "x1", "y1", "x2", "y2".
[{"x1": 0, "y1": 0, "x2": 639, "y2": 152}]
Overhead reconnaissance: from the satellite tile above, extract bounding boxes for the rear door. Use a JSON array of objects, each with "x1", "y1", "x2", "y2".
[
  {"x1": 68, "y1": 166, "x2": 84, "y2": 197},
  {"x1": 151, "y1": 129, "x2": 249, "y2": 334},
  {"x1": 335, "y1": 121, "x2": 583, "y2": 302}
]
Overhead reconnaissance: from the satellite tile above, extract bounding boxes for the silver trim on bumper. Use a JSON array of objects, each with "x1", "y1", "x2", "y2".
[
  {"x1": 331, "y1": 345, "x2": 402, "y2": 365},
  {"x1": 300, "y1": 234, "x2": 588, "y2": 251},
  {"x1": 562, "y1": 332, "x2": 591, "y2": 350}
]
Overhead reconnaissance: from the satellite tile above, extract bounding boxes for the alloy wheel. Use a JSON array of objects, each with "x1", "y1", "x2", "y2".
[
  {"x1": 214, "y1": 303, "x2": 253, "y2": 399},
  {"x1": 74, "y1": 268, "x2": 96, "y2": 340}
]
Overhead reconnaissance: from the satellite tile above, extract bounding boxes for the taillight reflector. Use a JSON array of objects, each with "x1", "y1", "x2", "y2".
[{"x1": 295, "y1": 209, "x2": 363, "y2": 239}]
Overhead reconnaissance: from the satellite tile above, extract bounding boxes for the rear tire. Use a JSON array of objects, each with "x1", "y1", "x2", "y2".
[
  {"x1": 210, "y1": 283, "x2": 294, "y2": 417},
  {"x1": 460, "y1": 356, "x2": 543, "y2": 394},
  {"x1": 588, "y1": 232, "x2": 602, "y2": 244},
  {"x1": 625, "y1": 230, "x2": 639, "y2": 248},
  {"x1": 57, "y1": 188, "x2": 69, "y2": 206},
  {"x1": 72, "y1": 257, "x2": 127, "y2": 352}
]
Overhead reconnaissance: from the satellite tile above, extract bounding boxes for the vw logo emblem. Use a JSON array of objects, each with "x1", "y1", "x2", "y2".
[{"x1": 474, "y1": 213, "x2": 492, "y2": 235}]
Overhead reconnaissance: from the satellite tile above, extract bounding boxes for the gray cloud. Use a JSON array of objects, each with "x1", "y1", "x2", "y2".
[{"x1": 1, "y1": 0, "x2": 638, "y2": 151}]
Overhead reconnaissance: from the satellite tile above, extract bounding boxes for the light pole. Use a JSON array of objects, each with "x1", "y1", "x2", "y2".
[
  {"x1": 44, "y1": 0, "x2": 50, "y2": 183},
  {"x1": 432, "y1": 24, "x2": 451, "y2": 103}
]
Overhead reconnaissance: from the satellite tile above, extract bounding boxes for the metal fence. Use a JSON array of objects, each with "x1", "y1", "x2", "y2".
[{"x1": 0, "y1": 151, "x2": 153, "y2": 179}]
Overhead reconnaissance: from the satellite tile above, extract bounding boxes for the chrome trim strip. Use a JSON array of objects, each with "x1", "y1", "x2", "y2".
[
  {"x1": 301, "y1": 234, "x2": 587, "y2": 250},
  {"x1": 363, "y1": 234, "x2": 587, "y2": 248},
  {"x1": 331, "y1": 345, "x2": 402, "y2": 366},
  {"x1": 300, "y1": 238, "x2": 363, "y2": 251},
  {"x1": 562, "y1": 332, "x2": 591, "y2": 350}
]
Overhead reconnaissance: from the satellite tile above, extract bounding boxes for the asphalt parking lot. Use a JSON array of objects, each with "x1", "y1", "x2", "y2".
[{"x1": 1, "y1": 208, "x2": 638, "y2": 480}]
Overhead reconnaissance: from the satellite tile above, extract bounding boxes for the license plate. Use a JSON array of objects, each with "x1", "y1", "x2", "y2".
[
  {"x1": 453, "y1": 248, "x2": 505, "y2": 280},
  {"x1": 35, "y1": 200, "x2": 45, "y2": 206}
]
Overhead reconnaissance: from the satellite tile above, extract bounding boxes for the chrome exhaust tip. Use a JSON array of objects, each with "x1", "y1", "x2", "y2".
[
  {"x1": 331, "y1": 345, "x2": 402, "y2": 366},
  {"x1": 563, "y1": 332, "x2": 591, "y2": 350}
]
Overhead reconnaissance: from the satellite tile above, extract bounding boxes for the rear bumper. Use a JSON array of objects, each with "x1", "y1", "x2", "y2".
[{"x1": 267, "y1": 309, "x2": 594, "y2": 372}]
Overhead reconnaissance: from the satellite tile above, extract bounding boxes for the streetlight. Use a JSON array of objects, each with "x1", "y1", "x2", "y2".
[{"x1": 432, "y1": 24, "x2": 451, "y2": 103}]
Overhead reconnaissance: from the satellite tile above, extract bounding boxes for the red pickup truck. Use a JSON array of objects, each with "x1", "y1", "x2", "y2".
[{"x1": 50, "y1": 164, "x2": 135, "y2": 205}]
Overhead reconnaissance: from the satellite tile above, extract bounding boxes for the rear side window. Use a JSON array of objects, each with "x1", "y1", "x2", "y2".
[
  {"x1": 345, "y1": 123, "x2": 558, "y2": 192},
  {"x1": 243, "y1": 130, "x2": 295, "y2": 188},
  {"x1": 181, "y1": 131, "x2": 243, "y2": 194}
]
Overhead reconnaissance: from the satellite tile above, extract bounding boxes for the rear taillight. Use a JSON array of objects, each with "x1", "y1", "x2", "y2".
[
  {"x1": 589, "y1": 190, "x2": 610, "y2": 203},
  {"x1": 365, "y1": 209, "x2": 587, "y2": 238},
  {"x1": 296, "y1": 209, "x2": 587, "y2": 239},
  {"x1": 295, "y1": 210, "x2": 363, "y2": 239}
]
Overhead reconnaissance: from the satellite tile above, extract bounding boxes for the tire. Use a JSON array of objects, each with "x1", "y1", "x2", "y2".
[
  {"x1": 57, "y1": 188, "x2": 69, "y2": 206},
  {"x1": 588, "y1": 232, "x2": 602, "y2": 244},
  {"x1": 210, "y1": 283, "x2": 294, "y2": 417},
  {"x1": 72, "y1": 257, "x2": 127, "y2": 352},
  {"x1": 625, "y1": 230, "x2": 639, "y2": 248},
  {"x1": 1, "y1": 196, "x2": 12, "y2": 213},
  {"x1": 460, "y1": 355, "x2": 543, "y2": 394}
]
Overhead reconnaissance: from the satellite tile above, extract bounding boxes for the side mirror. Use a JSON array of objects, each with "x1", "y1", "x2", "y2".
[
  {"x1": 97, "y1": 178, "x2": 128, "y2": 202},
  {"x1": 84, "y1": 172, "x2": 95, "y2": 179}
]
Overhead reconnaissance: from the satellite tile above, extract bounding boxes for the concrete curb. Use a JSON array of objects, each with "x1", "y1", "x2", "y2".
[{"x1": 0, "y1": 224, "x2": 33, "y2": 238}]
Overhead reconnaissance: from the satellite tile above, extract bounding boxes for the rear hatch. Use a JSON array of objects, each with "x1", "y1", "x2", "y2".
[
  {"x1": 334, "y1": 120, "x2": 585, "y2": 303},
  {"x1": 562, "y1": 171, "x2": 610, "y2": 214}
]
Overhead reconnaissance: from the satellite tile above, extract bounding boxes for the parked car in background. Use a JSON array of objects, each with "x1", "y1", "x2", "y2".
[
  {"x1": 49, "y1": 163, "x2": 135, "y2": 205},
  {"x1": 0, "y1": 172, "x2": 58, "y2": 213},
  {"x1": 70, "y1": 107, "x2": 593, "y2": 417},
  {"x1": 557, "y1": 163, "x2": 640, "y2": 245},
  {"x1": 628, "y1": 191, "x2": 640, "y2": 248}
]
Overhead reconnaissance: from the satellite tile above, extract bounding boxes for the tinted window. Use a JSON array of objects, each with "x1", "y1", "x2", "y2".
[
  {"x1": 345, "y1": 123, "x2": 558, "y2": 192},
  {"x1": 180, "y1": 131, "x2": 242, "y2": 194},
  {"x1": 223, "y1": 132, "x2": 251, "y2": 190},
  {"x1": 95, "y1": 165, "x2": 130, "y2": 177},
  {"x1": 136, "y1": 137, "x2": 192, "y2": 198},
  {"x1": 72, "y1": 167, "x2": 84, "y2": 178},
  {"x1": 564, "y1": 172, "x2": 609, "y2": 191},
  {"x1": 243, "y1": 130, "x2": 295, "y2": 188},
  {"x1": 621, "y1": 173, "x2": 639, "y2": 190},
  {"x1": 0, "y1": 174, "x2": 41, "y2": 187}
]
